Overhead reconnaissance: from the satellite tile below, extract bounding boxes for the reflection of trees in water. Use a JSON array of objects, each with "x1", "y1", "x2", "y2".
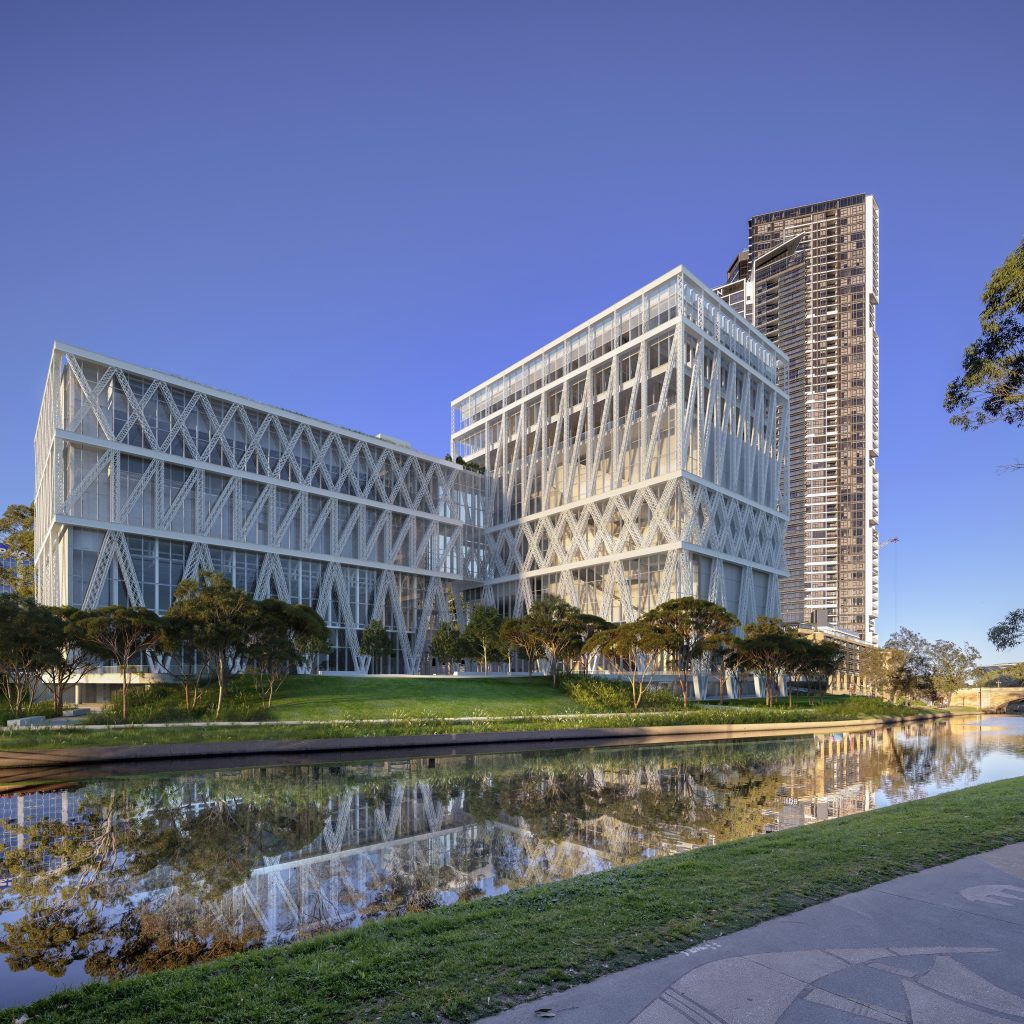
[
  {"x1": 877, "y1": 721, "x2": 984, "y2": 802},
  {"x1": 1, "y1": 722, "x2": 1009, "y2": 986}
]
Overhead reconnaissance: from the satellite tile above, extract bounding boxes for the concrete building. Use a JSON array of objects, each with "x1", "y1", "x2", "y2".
[
  {"x1": 451, "y1": 266, "x2": 790, "y2": 625},
  {"x1": 34, "y1": 343, "x2": 488, "y2": 682},
  {"x1": 718, "y1": 195, "x2": 879, "y2": 643}
]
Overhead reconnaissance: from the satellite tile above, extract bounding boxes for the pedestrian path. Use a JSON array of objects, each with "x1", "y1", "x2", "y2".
[{"x1": 479, "y1": 843, "x2": 1024, "y2": 1024}]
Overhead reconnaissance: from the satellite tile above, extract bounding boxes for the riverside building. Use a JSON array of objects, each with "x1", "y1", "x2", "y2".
[
  {"x1": 718, "y1": 195, "x2": 880, "y2": 643},
  {"x1": 34, "y1": 344, "x2": 488, "y2": 678},
  {"x1": 34, "y1": 266, "x2": 789, "y2": 678},
  {"x1": 451, "y1": 266, "x2": 790, "y2": 625}
]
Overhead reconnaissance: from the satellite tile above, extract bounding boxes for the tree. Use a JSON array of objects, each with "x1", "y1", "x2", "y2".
[
  {"x1": 785, "y1": 636, "x2": 845, "y2": 707},
  {"x1": 573, "y1": 613, "x2": 611, "y2": 674},
  {"x1": 462, "y1": 605, "x2": 504, "y2": 672},
  {"x1": 500, "y1": 617, "x2": 544, "y2": 676},
  {"x1": 0, "y1": 503, "x2": 34, "y2": 598},
  {"x1": 521, "y1": 596, "x2": 585, "y2": 687},
  {"x1": 248, "y1": 599, "x2": 329, "y2": 707},
  {"x1": 583, "y1": 622, "x2": 664, "y2": 708},
  {"x1": 930, "y1": 639, "x2": 981, "y2": 706},
  {"x1": 37, "y1": 606, "x2": 93, "y2": 715},
  {"x1": 945, "y1": 240, "x2": 1024, "y2": 431},
  {"x1": 157, "y1": 610, "x2": 212, "y2": 712},
  {"x1": 74, "y1": 605, "x2": 162, "y2": 721},
  {"x1": 162, "y1": 571, "x2": 258, "y2": 719},
  {"x1": 883, "y1": 627, "x2": 935, "y2": 702},
  {"x1": 429, "y1": 621, "x2": 463, "y2": 674},
  {"x1": 733, "y1": 618, "x2": 801, "y2": 706},
  {"x1": 359, "y1": 619, "x2": 392, "y2": 674},
  {"x1": 989, "y1": 609, "x2": 1024, "y2": 651},
  {"x1": 861, "y1": 643, "x2": 909, "y2": 702},
  {"x1": 0, "y1": 594, "x2": 63, "y2": 713},
  {"x1": 641, "y1": 598, "x2": 738, "y2": 707}
]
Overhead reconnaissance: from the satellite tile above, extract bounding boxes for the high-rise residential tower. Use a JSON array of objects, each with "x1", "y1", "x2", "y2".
[{"x1": 718, "y1": 194, "x2": 879, "y2": 642}]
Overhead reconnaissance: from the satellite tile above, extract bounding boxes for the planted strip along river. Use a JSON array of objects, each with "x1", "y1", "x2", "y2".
[{"x1": 2, "y1": 715, "x2": 1024, "y2": 1008}]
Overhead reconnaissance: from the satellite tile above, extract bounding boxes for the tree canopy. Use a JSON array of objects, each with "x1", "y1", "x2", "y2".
[
  {"x1": 162, "y1": 571, "x2": 259, "y2": 718},
  {"x1": 428, "y1": 621, "x2": 463, "y2": 673},
  {"x1": 463, "y1": 605, "x2": 505, "y2": 670},
  {"x1": 945, "y1": 239, "x2": 1024, "y2": 430},
  {"x1": 74, "y1": 605, "x2": 162, "y2": 721},
  {"x1": 359, "y1": 619, "x2": 392, "y2": 673},
  {"x1": 989, "y1": 609, "x2": 1024, "y2": 652},
  {"x1": 641, "y1": 597, "x2": 739, "y2": 705},
  {"x1": 247, "y1": 599, "x2": 329, "y2": 706},
  {"x1": 0, "y1": 503, "x2": 34, "y2": 598}
]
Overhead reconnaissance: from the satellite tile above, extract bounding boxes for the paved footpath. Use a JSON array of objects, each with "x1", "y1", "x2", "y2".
[{"x1": 480, "y1": 843, "x2": 1024, "y2": 1024}]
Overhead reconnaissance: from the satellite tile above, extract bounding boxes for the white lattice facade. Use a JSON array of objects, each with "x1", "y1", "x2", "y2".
[
  {"x1": 34, "y1": 344, "x2": 488, "y2": 674},
  {"x1": 451, "y1": 267, "x2": 790, "y2": 625}
]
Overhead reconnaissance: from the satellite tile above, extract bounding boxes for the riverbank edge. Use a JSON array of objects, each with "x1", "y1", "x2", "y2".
[
  {"x1": 0, "y1": 710, "x2": 960, "y2": 767},
  {"x1": 13, "y1": 776, "x2": 1024, "y2": 1024}
]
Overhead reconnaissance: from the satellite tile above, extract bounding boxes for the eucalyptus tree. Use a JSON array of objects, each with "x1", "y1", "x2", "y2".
[
  {"x1": 429, "y1": 621, "x2": 464, "y2": 674},
  {"x1": 359, "y1": 619, "x2": 393, "y2": 675},
  {"x1": 73, "y1": 604, "x2": 162, "y2": 721},
  {"x1": 930, "y1": 639, "x2": 981, "y2": 706},
  {"x1": 37, "y1": 606, "x2": 93, "y2": 715},
  {"x1": 945, "y1": 238, "x2": 1024, "y2": 432},
  {"x1": 641, "y1": 597, "x2": 739, "y2": 706},
  {"x1": 462, "y1": 604, "x2": 505, "y2": 672},
  {"x1": 733, "y1": 618, "x2": 801, "y2": 707},
  {"x1": 583, "y1": 621, "x2": 663, "y2": 708},
  {"x1": 0, "y1": 502, "x2": 34, "y2": 598},
  {"x1": 0, "y1": 593, "x2": 62, "y2": 714},
  {"x1": 782, "y1": 635, "x2": 845, "y2": 707},
  {"x1": 521, "y1": 595, "x2": 586, "y2": 687},
  {"x1": 248, "y1": 599, "x2": 329, "y2": 707},
  {"x1": 500, "y1": 616, "x2": 544, "y2": 676},
  {"x1": 162, "y1": 570, "x2": 259, "y2": 719}
]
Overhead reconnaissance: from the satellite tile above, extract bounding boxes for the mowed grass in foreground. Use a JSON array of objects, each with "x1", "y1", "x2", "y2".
[{"x1": 14, "y1": 776, "x2": 1024, "y2": 1024}]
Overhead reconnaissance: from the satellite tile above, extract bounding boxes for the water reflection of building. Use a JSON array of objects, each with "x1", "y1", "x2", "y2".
[
  {"x1": 2, "y1": 718, "x2": 1006, "y2": 991},
  {"x1": 765, "y1": 730, "x2": 882, "y2": 831},
  {"x1": 0, "y1": 790, "x2": 81, "y2": 854}
]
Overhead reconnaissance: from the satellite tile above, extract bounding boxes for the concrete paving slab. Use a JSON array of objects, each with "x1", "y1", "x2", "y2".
[
  {"x1": 874, "y1": 853, "x2": 1024, "y2": 928},
  {"x1": 478, "y1": 843, "x2": 1024, "y2": 1024}
]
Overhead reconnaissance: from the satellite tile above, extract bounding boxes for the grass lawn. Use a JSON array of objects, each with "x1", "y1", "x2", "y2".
[
  {"x1": 267, "y1": 673, "x2": 579, "y2": 719},
  {"x1": 14, "y1": 775, "x2": 1024, "y2": 1024},
  {"x1": 0, "y1": 692, "x2": 953, "y2": 752}
]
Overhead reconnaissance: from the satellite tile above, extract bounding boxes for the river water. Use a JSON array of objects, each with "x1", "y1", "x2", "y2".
[{"x1": 2, "y1": 715, "x2": 1024, "y2": 1008}]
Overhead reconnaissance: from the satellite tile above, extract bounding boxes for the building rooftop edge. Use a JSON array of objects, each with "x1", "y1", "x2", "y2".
[
  {"x1": 748, "y1": 193, "x2": 874, "y2": 225},
  {"x1": 49, "y1": 341, "x2": 457, "y2": 469},
  {"x1": 450, "y1": 262, "x2": 785, "y2": 408}
]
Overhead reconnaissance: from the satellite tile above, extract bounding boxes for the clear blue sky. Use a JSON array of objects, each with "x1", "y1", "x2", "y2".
[{"x1": 1, "y1": 1, "x2": 1022, "y2": 660}]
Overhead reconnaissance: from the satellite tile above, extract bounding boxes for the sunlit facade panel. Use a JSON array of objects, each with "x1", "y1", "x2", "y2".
[
  {"x1": 34, "y1": 344, "x2": 488, "y2": 673},
  {"x1": 451, "y1": 266, "x2": 790, "y2": 625}
]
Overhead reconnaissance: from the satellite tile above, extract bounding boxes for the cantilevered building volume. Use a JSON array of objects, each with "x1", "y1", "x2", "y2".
[
  {"x1": 34, "y1": 266, "x2": 789, "y2": 678},
  {"x1": 34, "y1": 344, "x2": 488, "y2": 677},
  {"x1": 718, "y1": 195, "x2": 879, "y2": 643},
  {"x1": 451, "y1": 267, "x2": 790, "y2": 626}
]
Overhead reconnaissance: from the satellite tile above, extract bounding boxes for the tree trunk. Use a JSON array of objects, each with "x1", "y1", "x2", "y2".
[
  {"x1": 215, "y1": 655, "x2": 225, "y2": 720},
  {"x1": 121, "y1": 663, "x2": 130, "y2": 722}
]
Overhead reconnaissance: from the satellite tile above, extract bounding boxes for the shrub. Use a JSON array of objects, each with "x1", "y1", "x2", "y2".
[
  {"x1": 89, "y1": 680, "x2": 272, "y2": 725},
  {"x1": 562, "y1": 675, "x2": 681, "y2": 711}
]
